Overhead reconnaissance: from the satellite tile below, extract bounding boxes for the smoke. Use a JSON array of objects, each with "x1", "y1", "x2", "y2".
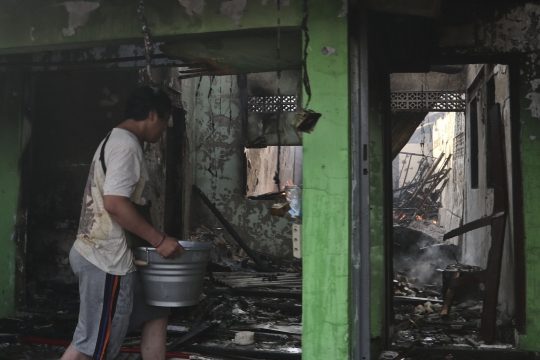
[{"x1": 393, "y1": 226, "x2": 459, "y2": 286}]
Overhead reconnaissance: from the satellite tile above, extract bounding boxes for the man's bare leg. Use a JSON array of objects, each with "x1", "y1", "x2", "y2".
[
  {"x1": 60, "y1": 345, "x2": 92, "y2": 360},
  {"x1": 140, "y1": 316, "x2": 168, "y2": 360}
]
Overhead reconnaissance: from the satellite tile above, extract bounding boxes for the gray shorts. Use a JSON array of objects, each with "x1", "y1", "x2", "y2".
[
  {"x1": 69, "y1": 247, "x2": 134, "y2": 359},
  {"x1": 127, "y1": 271, "x2": 171, "y2": 333},
  {"x1": 69, "y1": 248, "x2": 170, "y2": 359}
]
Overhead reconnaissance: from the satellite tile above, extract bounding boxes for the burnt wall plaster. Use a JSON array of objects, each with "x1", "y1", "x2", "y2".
[
  {"x1": 61, "y1": 1, "x2": 101, "y2": 37},
  {"x1": 478, "y1": 4, "x2": 540, "y2": 53},
  {"x1": 0, "y1": 43, "x2": 185, "y2": 72},
  {"x1": 390, "y1": 71, "x2": 466, "y2": 93},
  {"x1": 178, "y1": 0, "x2": 205, "y2": 16},
  {"x1": 182, "y1": 75, "x2": 295, "y2": 258},
  {"x1": 246, "y1": 70, "x2": 302, "y2": 147},
  {"x1": 438, "y1": 2, "x2": 540, "y2": 56},
  {"x1": 220, "y1": 0, "x2": 247, "y2": 27},
  {"x1": 0, "y1": 0, "x2": 303, "y2": 54}
]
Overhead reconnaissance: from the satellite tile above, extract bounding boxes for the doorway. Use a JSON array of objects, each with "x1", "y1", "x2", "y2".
[{"x1": 389, "y1": 63, "x2": 524, "y2": 349}]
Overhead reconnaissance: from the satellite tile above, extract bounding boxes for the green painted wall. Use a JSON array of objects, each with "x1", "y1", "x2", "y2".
[
  {"x1": 0, "y1": 71, "x2": 22, "y2": 316},
  {"x1": 301, "y1": 1, "x2": 350, "y2": 359},
  {"x1": 0, "y1": 0, "x2": 302, "y2": 54},
  {"x1": 518, "y1": 57, "x2": 540, "y2": 350}
]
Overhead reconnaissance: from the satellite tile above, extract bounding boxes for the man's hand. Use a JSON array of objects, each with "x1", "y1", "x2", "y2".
[
  {"x1": 156, "y1": 236, "x2": 185, "y2": 259},
  {"x1": 104, "y1": 195, "x2": 185, "y2": 259}
]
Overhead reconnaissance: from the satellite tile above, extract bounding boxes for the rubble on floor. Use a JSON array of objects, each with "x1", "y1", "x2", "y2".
[
  {"x1": 0, "y1": 227, "x2": 302, "y2": 360},
  {"x1": 392, "y1": 219, "x2": 515, "y2": 354},
  {"x1": 392, "y1": 253, "x2": 515, "y2": 353}
]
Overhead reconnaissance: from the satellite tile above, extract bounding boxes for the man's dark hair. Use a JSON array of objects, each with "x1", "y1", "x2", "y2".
[{"x1": 125, "y1": 86, "x2": 172, "y2": 121}]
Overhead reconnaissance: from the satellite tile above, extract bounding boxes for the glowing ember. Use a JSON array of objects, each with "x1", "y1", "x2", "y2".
[
  {"x1": 433, "y1": 220, "x2": 437, "y2": 224},
  {"x1": 415, "y1": 215, "x2": 423, "y2": 220},
  {"x1": 282, "y1": 179, "x2": 295, "y2": 190}
]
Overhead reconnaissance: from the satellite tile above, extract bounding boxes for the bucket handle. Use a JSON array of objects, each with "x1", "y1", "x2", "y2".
[{"x1": 134, "y1": 248, "x2": 150, "y2": 267}]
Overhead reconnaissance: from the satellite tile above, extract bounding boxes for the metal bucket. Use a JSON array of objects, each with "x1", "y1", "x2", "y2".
[{"x1": 133, "y1": 241, "x2": 214, "y2": 307}]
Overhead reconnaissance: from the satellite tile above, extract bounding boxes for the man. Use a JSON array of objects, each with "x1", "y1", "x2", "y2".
[{"x1": 61, "y1": 86, "x2": 185, "y2": 360}]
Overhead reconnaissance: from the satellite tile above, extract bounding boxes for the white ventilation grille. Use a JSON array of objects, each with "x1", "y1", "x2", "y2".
[
  {"x1": 391, "y1": 91, "x2": 466, "y2": 112},
  {"x1": 248, "y1": 95, "x2": 297, "y2": 113}
]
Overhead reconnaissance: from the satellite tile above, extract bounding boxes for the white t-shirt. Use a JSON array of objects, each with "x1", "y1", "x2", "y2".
[{"x1": 74, "y1": 128, "x2": 150, "y2": 275}]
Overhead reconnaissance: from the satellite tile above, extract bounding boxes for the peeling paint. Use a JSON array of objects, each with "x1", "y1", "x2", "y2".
[
  {"x1": 220, "y1": 0, "x2": 247, "y2": 27},
  {"x1": 480, "y1": 3, "x2": 540, "y2": 52},
  {"x1": 321, "y1": 46, "x2": 337, "y2": 55},
  {"x1": 338, "y1": 0, "x2": 347, "y2": 18},
  {"x1": 90, "y1": 47, "x2": 105, "y2": 60},
  {"x1": 61, "y1": 1, "x2": 100, "y2": 37},
  {"x1": 526, "y1": 79, "x2": 540, "y2": 119},
  {"x1": 179, "y1": 0, "x2": 205, "y2": 16},
  {"x1": 182, "y1": 75, "x2": 294, "y2": 257}
]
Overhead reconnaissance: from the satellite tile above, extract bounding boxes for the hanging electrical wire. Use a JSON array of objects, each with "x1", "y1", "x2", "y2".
[
  {"x1": 291, "y1": 0, "x2": 322, "y2": 134},
  {"x1": 138, "y1": 0, "x2": 157, "y2": 86},
  {"x1": 273, "y1": 0, "x2": 282, "y2": 191}
]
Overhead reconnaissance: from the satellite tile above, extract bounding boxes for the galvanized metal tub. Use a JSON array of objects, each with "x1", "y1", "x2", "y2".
[{"x1": 133, "y1": 241, "x2": 214, "y2": 307}]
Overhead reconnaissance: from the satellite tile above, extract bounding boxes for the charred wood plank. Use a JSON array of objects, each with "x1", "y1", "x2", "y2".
[
  {"x1": 167, "y1": 322, "x2": 216, "y2": 351},
  {"x1": 443, "y1": 215, "x2": 498, "y2": 240},
  {"x1": 184, "y1": 345, "x2": 301, "y2": 360},
  {"x1": 403, "y1": 348, "x2": 531, "y2": 360},
  {"x1": 393, "y1": 296, "x2": 443, "y2": 304},
  {"x1": 440, "y1": 271, "x2": 460, "y2": 316},
  {"x1": 203, "y1": 288, "x2": 302, "y2": 300},
  {"x1": 253, "y1": 302, "x2": 302, "y2": 315},
  {"x1": 193, "y1": 185, "x2": 267, "y2": 270}
]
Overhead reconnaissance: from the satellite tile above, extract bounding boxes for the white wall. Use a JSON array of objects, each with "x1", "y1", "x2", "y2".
[
  {"x1": 461, "y1": 64, "x2": 514, "y2": 317},
  {"x1": 436, "y1": 113, "x2": 465, "y2": 242}
]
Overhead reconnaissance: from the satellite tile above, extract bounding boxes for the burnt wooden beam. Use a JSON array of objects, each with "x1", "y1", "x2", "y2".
[
  {"x1": 393, "y1": 296, "x2": 443, "y2": 304},
  {"x1": 203, "y1": 288, "x2": 302, "y2": 300},
  {"x1": 184, "y1": 345, "x2": 301, "y2": 360},
  {"x1": 167, "y1": 322, "x2": 216, "y2": 351},
  {"x1": 192, "y1": 185, "x2": 267, "y2": 270}
]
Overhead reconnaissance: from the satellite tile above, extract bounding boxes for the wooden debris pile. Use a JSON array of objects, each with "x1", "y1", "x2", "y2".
[{"x1": 394, "y1": 153, "x2": 452, "y2": 224}]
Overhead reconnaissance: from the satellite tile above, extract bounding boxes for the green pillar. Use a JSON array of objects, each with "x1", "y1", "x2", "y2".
[
  {"x1": 518, "y1": 57, "x2": 540, "y2": 351},
  {"x1": 0, "y1": 71, "x2": 22, "y2": 317},
  {"x1": 302, "y1": 1, "x2": 350, "y2": 359}
]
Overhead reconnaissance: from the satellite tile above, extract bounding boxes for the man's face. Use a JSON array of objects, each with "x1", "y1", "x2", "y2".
[{"x1": 146, "y1": 110, "x2": 169, "y2": 143}]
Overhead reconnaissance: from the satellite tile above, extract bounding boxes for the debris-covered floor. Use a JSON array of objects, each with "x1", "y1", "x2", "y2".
[
  {"x1": 0, "y1": 227, "x2": 302, "y2": 360},
  {"x1": 390, "y1": 220, "x2": 521, "y2": 360}
]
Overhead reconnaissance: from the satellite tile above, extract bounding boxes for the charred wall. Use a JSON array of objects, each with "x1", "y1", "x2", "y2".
[
  {"x1": 181, "y1": 74, "x2": 296, "y2": 259},
  {"x1": 27, "y1": 69, "x2": 139, "y2": 284}
]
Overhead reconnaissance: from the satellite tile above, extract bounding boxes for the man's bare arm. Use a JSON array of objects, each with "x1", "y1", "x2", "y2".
[{"x1": 103, "y1": 195, "x2": 184, "y2": 258}]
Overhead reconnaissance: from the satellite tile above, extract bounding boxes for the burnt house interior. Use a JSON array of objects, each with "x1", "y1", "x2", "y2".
[
  {"x1": 3, "y1": 0, "x2": 540, "y2": 359},
  {"x1": 4, "y1": 55, "x2": 305, "y2": 358},
  {"x1": 391, "y1": 63, "x2": 521, "y2": 350}
]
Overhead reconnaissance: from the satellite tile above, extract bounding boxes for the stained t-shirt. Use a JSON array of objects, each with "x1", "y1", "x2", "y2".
[{"x1": 73, "y1": 128, "x2": 150, "y2": 275}]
